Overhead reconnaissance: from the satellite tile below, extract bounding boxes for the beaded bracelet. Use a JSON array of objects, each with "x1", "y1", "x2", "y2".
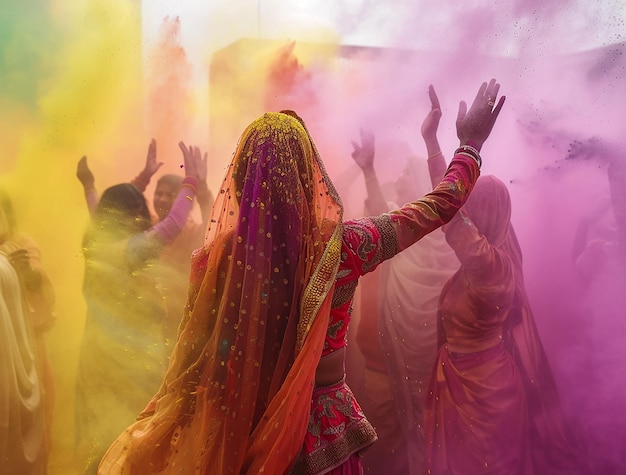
[
  {"x1": 457, "y1": 144, "x2": 480, "y2": 157},
  {"x1": 454, "y1": 145, "x2": 482, "y2": 169},
  {"x1": 456, "y1": 151, "x2": 481, "y2": 168}
]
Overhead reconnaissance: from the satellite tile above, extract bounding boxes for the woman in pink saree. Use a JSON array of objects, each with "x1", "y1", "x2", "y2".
[{"x1": 424, "y1": 175, "x2": 586, "y2": 474}]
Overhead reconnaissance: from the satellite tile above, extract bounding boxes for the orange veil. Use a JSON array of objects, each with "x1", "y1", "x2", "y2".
[{"x1": 98, "y1": 111, "x2": 344, "y2": 474}]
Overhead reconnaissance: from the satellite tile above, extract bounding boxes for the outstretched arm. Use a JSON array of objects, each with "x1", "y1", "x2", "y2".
[{"x1": 382, "y1": 79, "x2": 506, "y2": 255}]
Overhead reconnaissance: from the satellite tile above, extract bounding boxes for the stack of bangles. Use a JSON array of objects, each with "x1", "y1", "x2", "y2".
[
  {"x1": 181, "y1": 176, "x2": 198, "y2": 199},
  {"x1": 454, "y1": 145, "x2": 482, "y2": 169}
]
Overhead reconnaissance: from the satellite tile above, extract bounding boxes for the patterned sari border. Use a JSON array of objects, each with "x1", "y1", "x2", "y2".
[{"x1": 290, "y1": 418, "x2": 377, "y2": 475}]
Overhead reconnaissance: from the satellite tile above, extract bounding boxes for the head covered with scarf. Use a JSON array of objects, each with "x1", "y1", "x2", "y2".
[
  {"x1": 461, "y1": 175, "x2": 585, "y2": 472},
  {"x1": 99, "y1": 111, "x2": 344, "y2": 474}
]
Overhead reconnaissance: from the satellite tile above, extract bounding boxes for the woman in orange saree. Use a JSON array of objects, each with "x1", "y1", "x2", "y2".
[
  {"x1": 424, "y1": 175, "x2": 586, "y2": 474},
  {"x1": 98, "y1": 79, "x2": 504, "y2": 475}
]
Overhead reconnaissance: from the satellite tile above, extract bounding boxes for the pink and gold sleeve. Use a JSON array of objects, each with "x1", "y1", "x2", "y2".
[
  {"x1": 340, "y1": 154, "x2": 479, "y2": 274},
  {"x1": 387, "y1": 154, "x2": 480, "y2": 253}
]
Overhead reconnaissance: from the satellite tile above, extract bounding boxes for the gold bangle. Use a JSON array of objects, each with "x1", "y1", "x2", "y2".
[
  {"x1": 455, "y1": 151, "x2": 482, "y2": 169},
  {"x1": 181, "y1": 183, "x2": 198, "y2": 194},
  {"x1": 428, "y1": 150, "x2": 443, "y2": 159}
]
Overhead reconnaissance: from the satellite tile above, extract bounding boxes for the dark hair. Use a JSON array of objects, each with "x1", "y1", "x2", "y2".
[
  {"x1": 87, "y1": 183, "x2": 152, "y2": 243},
  {"x1": 156, "y1": 174, "x2": 184, "y2": 189}
]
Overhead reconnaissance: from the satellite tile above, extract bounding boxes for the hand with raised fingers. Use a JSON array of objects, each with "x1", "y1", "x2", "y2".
[
  {"x1": 194, "y1": 146, "x2": 212, "y2": 205},
  {"x1": 141, "y1": 139, "x2": 163, "y2": 178},
  {"x1": 195, "y1": 147, "x2": 208, "y2": 186},
  {"x1": 421, "y1": 84, "x2": 442, "y2": 143},
  {"x1": 178, "y1": 142, "x2": 204, "y2": 181},
  {"x1": 456, "y1": 79, "x2": 506, "y2": 151},
  {"x1": 76, "y1": 156, "x2": 95, "y2": 190},
  {"x1": 351, "y1": 128, "x2": 375, "y2": 171}
]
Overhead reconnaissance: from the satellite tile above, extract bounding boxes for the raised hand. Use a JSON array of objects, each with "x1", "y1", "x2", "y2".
[
  {"x1": 191, "y1": 147, "x2": 214, "y2": 224},
  {"x1": 421, "y1": 84, "x2": 442, "y2": 143},
  {"x1": 351, "y1": 129, "x2": 375, "y2": 171},
  {"x1": 76, "y1": 156, "x2": 95, "y2": 190},
  {"x1": 456, "y1": 79, "x2": 506, "y2": 151},
  {"x1": 141, "y1": 139, "x2": 163, "y2": 178},
  {"x1": 178, "y1": 142, "x2": 205, "y2": 181},
  {"x1": 196, "y1": 147, "x2": 208, "y2": 185}
]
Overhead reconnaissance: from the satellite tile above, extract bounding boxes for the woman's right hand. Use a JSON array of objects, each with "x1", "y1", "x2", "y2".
[
  {"x1": 178, "y1": 141, "x2": 207, "y2": 181},
  {"x1": 351, "y1": 128, "x2": 375, "y2": 171},
  {"x1": 456, "y1": 79, "x2": 505, "y2": 151}
]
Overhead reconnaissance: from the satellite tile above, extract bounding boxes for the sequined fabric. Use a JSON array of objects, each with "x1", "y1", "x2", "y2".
[
  {"x1": 298, "y1": 156, "x2": 482, "y2": 473},
  {"x1": 326, "y1": 216, "x2": 393, "y2": 356},
  {"x1": 98, "y1": 114, "x2": 483, "y2": 475},
  {"x1": 98, "y1": 111, "x2": 343, "y2": 475},
  {"x1": 291, "y1": 379, "x2": 377, "y2": 475}
]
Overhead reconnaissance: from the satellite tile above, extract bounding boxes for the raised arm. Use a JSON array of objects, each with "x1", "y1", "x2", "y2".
[
  {"x1": 351, "y1": 129, "x2": 389, "y2": 214},
  {"x1": 456, "y1": 78, "x2": 505, "y2": 151},
  {"x1": 145, "y1": 141, "x2": 202, "y2": 245},
  {"x1": 193, "y1": 145, "x2": 214, "y2": 229},
  {"x1": 76, "y1": 156, "x2": 98, "y2": 215},
  {"x1": 422, "y1": 85, "x2": 447, "y2": 188},
  {"x1": 125, "y1": 141, "x2": 203, "y2": 269},
  {"x1": 445, "y1": 209, "x2": 514, "y2": 295},
  {"x1": 385, "y1": 79, "x2": 506, "y2": 254},
  {"x1": 130, "y1": 138, "x2": 162, "y2": 192}
]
